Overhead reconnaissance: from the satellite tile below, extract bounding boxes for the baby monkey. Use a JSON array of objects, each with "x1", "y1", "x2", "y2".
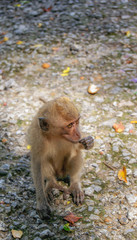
[{"x1": 28, "y1": 97, "x2": 94, "y2": 219}]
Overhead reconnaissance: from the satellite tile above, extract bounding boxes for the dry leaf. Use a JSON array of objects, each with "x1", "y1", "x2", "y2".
[
  {"x1": 42, "y1": 63, "x2": 50, "y2": 69},
  {"x1": 15, "y1": 4, "x2": 21, "y2": 7},
  {"x1": 63, "y1": 67, "x2": 70, "y2": 74},
  {"x1": 131, "y1": 120, "x2": 137, "y2": 124},
  {"x1": 27, "y1": 145, "x2": 31, "y2": 150},
  {"x1": 87, "y1": 84, "x2": 100, "y2": 94},
  {"x1": 32, "y1": 44, "x2": 43, "y2": 48},
  {"x1": 61, "y1": 73, "x2": 68, "y2": 76},
  {"x1": 3, "y1": 37, "x2": 9, "y2": 42},
  {"x1": 11, "y1": 229, "x2": 23, "y2": 239},
  {"x1": 2, "y1": 138, "x2": 7, "y2": 143},
  {"x1": 126, "y1": 31, "x2": 131, "y2": 37},
  {"x1": 64, "y1": 212, "x2": 82, "y2": 225},
  {"x1": 94, "y1": 74, "x2": 103, "y2": 81},
  {"x1": 38, "y1": 23, "x2": 42, "y2": 27},
  {"x1": 42, "y1": 6, "x2": 52, "y2": 12},
  {"x1": 52, "y1": 47, "x2": 59, "y2": 51},
  {"x1": 16, "y1": 41, "x2": 24, "y2": 45},
  {"x1": 113, "y1": 122, "x2": 125, "y2": 133},
  {"x1": 118, "y1": 166, "x2": 127, "y2": 183}
]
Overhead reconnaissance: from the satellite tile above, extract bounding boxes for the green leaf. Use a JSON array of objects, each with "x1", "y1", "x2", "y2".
[{"x1": 63, "y1": 223, "x2": 72, "y2": 232}]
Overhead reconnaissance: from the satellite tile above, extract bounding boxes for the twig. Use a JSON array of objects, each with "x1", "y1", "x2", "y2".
[
  {"x1": 103, "y1": 161, "x2": 116, "y2": 171},
  {"x1": 39, "y1": 97, "x2": 46, "y2": 103}
]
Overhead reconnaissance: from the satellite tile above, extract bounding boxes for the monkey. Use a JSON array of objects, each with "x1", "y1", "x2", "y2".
[{"x1": 27, "y1": 97, "x2": 94, "y2": 219}]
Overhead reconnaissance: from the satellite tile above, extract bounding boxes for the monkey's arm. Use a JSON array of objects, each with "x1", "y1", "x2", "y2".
[
  {"x1": 41, "y1": 161, "x2": 66, "y2": 203},
  {"x1": 65, "y1": 152, "x2": 84, "y2": 205},
  {"x1": 79, "y1": 136, "x2": 94, "y2": 150}
]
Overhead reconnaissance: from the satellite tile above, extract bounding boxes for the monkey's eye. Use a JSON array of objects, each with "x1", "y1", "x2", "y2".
[{"x1": 67, "y1": 123, "x2": 73, "y2": 128}]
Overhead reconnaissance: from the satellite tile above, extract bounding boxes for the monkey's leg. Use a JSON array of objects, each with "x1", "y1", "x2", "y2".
[
  {"x1": 31, "y1": 160, "x2": 51, "y2": 219},
  {"x1": 65, "y1": 153, "x2": 84, "y2": 205},
  {"x1": 79, "y1": 136, "x2": 94, "y2": 150}
]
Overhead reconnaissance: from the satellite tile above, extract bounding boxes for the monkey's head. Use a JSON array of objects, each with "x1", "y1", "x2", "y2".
[{"x1": 38, "y1": 97, "x2": 81, "y2": 143}]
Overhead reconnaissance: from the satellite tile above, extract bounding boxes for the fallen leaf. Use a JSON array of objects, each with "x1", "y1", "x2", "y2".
[
  {"x1": 3, "y1": 36, "x2": 9, "y2": 42},
  {"x1": 11, "y1": 229, "x2": 23, "y2": 239},
  {"x1": 52, "y1": 47, "x2": 59, "y2": 51},
  {"x1": 129, "y1": 129, "x2": 134, "y2": 134},
  {"x1": 113, "y1": 122, "x2": 125, "y2": 133},
  {"x1": 32, "y1": 44, "x2": 43, "y2": 48},
  {"x1": 61, "y1": 73, "x2": 68, "y2": 77},
  {"x1": 15, "y1": 4, "x2": 21, "y2": 7},
  {"x1": 62, "y1": 67, "x2": 70, "y2": 74},
  {"x1": 42, "y1": 63, "x2": 50, "y2": 69},
  {"x1": 95, "y1": 136, "x2": 101, "y2": 139},
  {"x1": 130, "y1": 120, "x2": 137, "y2": 124},
  {"x1": 38, "y1": 23, "x2": 42, "y2": 27},
  {"x1": 126, "y1": 58, "x2": 133, "y2": 64},
  {"x1": 104, "y1": 217, "x2": 112, "y2": 223},
  {"x1": 118, "y1": 166, "x2": 127, "y2": 183},
  {"x1": 2, "y1": 138, "x2": 7, "y2": 143},
  {"x1": 80, "y1": 76, "x2": 85, "y2": 80},
  {"x1": 125, "y1": 31, "x2": 131, "y2": 37},
  {"x1": 27, "y1": 145, "x2": 31, "y2": 150},
  {"x1": 16, "y1": 41, "x2": 24, "y2": 45},
  {"x1": 63, "y1": 223, "x2": 72, "y2": 232},
  {"x1": 87, "y1": 84, "x2": 100, "y2": 94},
  {"x1": 64, "y1": 212, "x2": 82, "y2": 225},
  {"x1": 94, "y1": 74, "x2": 103, "y2": 81},
  {"x1": 99, "y1": 151, "x2": 104, "y2": 155},
  {"x1": 42, "y1": 6, "x2": 52, "y2": 12}
]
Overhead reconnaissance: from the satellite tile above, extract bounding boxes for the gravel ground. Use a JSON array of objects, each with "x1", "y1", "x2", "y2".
[{"x1": 0, "y1": 0, "x2": 137, "y2": 239}]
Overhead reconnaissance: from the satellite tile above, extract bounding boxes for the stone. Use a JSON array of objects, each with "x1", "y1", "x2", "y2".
[
  {"x1": 126, "y1": 194, "x2": 137, "y2": 205},
  {"x1": 84, "y1": 187, "x2": 94, "y2": 196},
  {"x1": 92, "y1": 185, "x2": 102, "y2": 193},
  {"x1": 89, "y1": 214, "x2": 100, "y2": 221},
  {"x1": 40, "y1": 229, "x2": 54, "y2": 238},
  {"x1": 133, "y1": 170, "x2": 137, "y2": 178},
  {"x1": 88, "y1": 206, "x2": 94, "y2": 212},
  {"x1": 118, "y1": 215, "x2": 129, "y2": 225}
]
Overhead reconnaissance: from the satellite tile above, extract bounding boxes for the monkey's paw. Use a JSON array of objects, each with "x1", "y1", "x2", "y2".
[
  {"x1": 68, "y1": 184, "x2": 84, "y2": 205},
  {"x1": 37, "y1": 205, "x2": 52, "y2": 220},
  {"x1": 79, "y1": 136, "x2": 94, "y2": 150}
]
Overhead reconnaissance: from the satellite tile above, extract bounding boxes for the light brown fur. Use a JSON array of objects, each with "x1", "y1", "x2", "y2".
[{"x1": 27, "y1": 97, "x2": 94, "y2": 219}]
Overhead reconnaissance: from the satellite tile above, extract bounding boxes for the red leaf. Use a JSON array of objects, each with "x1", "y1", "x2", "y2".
[
  {"x1": 64, "y1": 212, "x2": 82, "y2": 225},
  {"x1": 42, "y1": 6, "x2": 52, "y2": 12}
]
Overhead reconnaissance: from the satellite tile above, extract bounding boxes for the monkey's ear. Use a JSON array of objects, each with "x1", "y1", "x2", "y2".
[{"x1": 38, "y1": 117, "x2": 49, "y2": 131}]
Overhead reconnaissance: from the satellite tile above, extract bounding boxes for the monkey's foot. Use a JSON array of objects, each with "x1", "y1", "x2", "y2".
[
  {"x1": 37, "y1": 205, "x2": 52, "y2": 220},
  {"x1": 79, "y1": 136, "x2": 94, "y2": 150},
  {"x1": 67, "y1": 184, "x2": 84, "y2": 205}
]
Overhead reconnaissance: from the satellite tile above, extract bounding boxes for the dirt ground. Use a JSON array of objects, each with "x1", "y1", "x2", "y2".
[{"x1": 0, "y1": 0, "x2": 137, "y2": 239}]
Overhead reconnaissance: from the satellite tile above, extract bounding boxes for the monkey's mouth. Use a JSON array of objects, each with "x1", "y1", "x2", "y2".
[{"x1": 63, "y1": 134, "x2": 80, "y2": 143}]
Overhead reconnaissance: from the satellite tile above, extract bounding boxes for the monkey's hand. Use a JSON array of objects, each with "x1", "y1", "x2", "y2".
[
  {"x1": 79, "y1": 136, "x2": 94, "y2": 150},
  {"x1": 66, "y1": 183, "x2": 84, "y2": 205},
  {"x1": 45, "y1": 180, "x2": 66, "y2": 203}
]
